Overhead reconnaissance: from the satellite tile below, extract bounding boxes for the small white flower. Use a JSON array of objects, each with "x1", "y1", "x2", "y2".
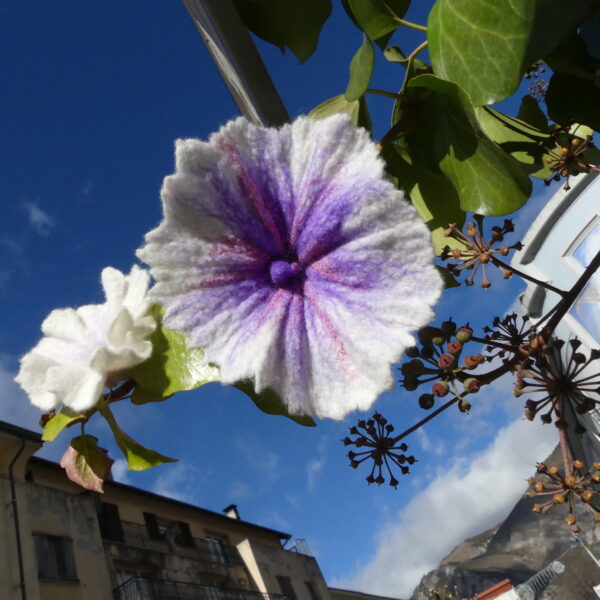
[{"x1": 15, "y1": 265, "x2": 156, "y2": 412}]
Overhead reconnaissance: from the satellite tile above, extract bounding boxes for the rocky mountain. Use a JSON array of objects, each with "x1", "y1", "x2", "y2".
[{"x1": 410, "y1": 446, "x2": 600, "y2": 600}]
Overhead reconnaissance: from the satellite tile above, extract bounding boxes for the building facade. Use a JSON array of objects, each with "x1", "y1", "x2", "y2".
[
  {"x1": 0, "y1": 420, "x2": 332, "y2": 600},
  {"x1": 511, "y1": 171, "x2": 600, "y2": 466}
]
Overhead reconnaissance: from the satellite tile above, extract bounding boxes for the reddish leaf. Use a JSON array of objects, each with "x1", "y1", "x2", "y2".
[{"x1": 60, "y1": 435, "x2": 114, "y2": 493}]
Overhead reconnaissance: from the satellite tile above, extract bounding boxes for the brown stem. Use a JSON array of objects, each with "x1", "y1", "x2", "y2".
[
  {"x1": 392, "y1": 396, "x2": 459, "y2": 443},
  {"x1": 105, "y1": 379, "x2": 136, "y2": 405},
  {"x1": 469, "y1": 334, "x2": 516, "y2": 352},
  {"x1": 490, "y1": 256, "x2": 566, "y2": 297}
]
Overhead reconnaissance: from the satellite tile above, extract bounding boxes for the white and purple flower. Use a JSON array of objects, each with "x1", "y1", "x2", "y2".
[
  {"x1": 16, "y1": 266, "x2": 156, "y2": 412},
  {"x1": 137, "y1": 114, "x2": 442, "y2": 419}
]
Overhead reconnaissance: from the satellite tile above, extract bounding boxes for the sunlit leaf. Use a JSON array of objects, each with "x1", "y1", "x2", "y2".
[
  {"x1": 131, "y1": 305, "x2": 219, "y2": 399},
  {"x1": 99, "y1": 403, "x2": 178, "y2": 471},
  {"x1": 42, "y1": 407, "x2": 87, "y2": 442},
  {"x1": 309, "y1": 94, "x2": 372, "y2": 131},
  {"x1": 345, "y1": 35, "x2": 375, "y2": 101},
  {"x1": 428, "y1": 0, "x2": 600, "y2": 105},
  {"x1": 382, "y1": 143, "x2": 465, "y2": 254},
  {"x1": 234, "y1": 380, "x2": 316, "y2": 427},
  {"x1": 405, "y1": 75, "x2": 532, "y2": 215},
  {"x1": 60, "y1": 435, "x2": 113, "y2": 493}
]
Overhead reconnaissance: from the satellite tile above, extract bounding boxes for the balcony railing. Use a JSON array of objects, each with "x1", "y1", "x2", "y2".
[
  {"x1": 114, "y1": 577, "x2": 287, "y2": 600},
  {"x1": 105, "y1": 521, "x2": 243, "y2": 572}
]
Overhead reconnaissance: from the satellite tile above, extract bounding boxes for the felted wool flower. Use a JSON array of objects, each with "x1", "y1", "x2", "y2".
[
  {"x1": 16, "y1": 265, "x2": 156, "y2": 412},
  {"x1": 137, "y1": 114, "x2": 442, "y2": 419}
]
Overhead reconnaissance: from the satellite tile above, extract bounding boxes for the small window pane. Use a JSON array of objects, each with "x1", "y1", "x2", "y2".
[
  {"x1": 276, "y1": 576, "x2": 297, "y2": 600},
  {"x1": 33, "y1": 534, "x2": 77, "y2": 581}
]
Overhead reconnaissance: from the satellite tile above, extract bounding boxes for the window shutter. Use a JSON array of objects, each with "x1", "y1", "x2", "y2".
[
  {"x1": 99, "y1": 502, "x2": 124, "y2": 542},
  {"x1": 144, "y1": 512, "x2": 162, "y2": 540},
  {"x1": 177, "y1": 521, "x2": 195, "y2": 547}
]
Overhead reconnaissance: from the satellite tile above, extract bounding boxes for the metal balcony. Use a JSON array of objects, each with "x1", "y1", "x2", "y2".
[
  {"x1": 105, "y1": 521, "x2": 243, "y2": 574},
  {"x1": 114, "y1": 577, "x2": 287, "y2": 600}
]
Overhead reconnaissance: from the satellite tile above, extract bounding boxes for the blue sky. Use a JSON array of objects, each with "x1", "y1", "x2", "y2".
[{"x1": 0, "y1": 2, "x2": 561, "y2": 598}]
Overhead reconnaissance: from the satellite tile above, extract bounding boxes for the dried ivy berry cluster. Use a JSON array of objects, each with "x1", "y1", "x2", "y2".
[
  {"x1": 343, "y1": 413, "x2": 416, "y2": 488},
  {"x1": 527, "y1": 460, "x2": 600, "y2": 532},
  {"x1": 542, "y1": 126, "x2": 600, "y2": 191},
  {"x1": 441, "y1": 216, "x2": 523, "y2": 288},
  {"x1": 514, "y1": 338, "x2": 600, "y2": 431}
]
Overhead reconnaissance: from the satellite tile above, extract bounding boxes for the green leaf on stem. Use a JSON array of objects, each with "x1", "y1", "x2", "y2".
[
  {"x1": 131, "y1": 305, "x2": 219, "y2": 400},
  {"x1": 42, "y1": 407, "x2": 88, "y2": 442},
  {"x1": 233, "y1": 0, "x2": 332, "y2": 63},
  {"x1": 405, "y1": 74, "x2": 531, "y2": 215},
  {"x1": 345, "y1": 35, "x2": 375, "y2": 101},
  {"x1": 474, "y1": 106, "x2": 550, "y2": 174},
  {"x1": 309, "y1": 94, "x2": 372, "y2": 130},
  {"x1": 60, "y1": 435, "x2": 114, "y2": 493},
  {"x1": 382, "y1": 143, "x2": 465, "y2": 254},
  {"x1": 99, "y1": 403, "x2": 178, "y2": 471},
  {"x1": 428, "y1": 0, "x2": 600, "y2": 105},
  {"x1": 345, "y1": 0, "x2": 410, "y2": 43},
  {"x1": 234, "y1": 380, "x2": 316, "y2": 427}
]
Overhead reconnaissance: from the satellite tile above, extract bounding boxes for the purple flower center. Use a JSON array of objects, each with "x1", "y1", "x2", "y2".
[{"x1": 269, "y1": 260, "x2": 303, "y2": 288}]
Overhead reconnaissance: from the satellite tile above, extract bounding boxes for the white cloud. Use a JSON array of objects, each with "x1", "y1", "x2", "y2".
[
  {"x1": 229, "y1": 481, "x2": 250, "y2": 499},
  {"x1": 152, "y1": 462, "x2": 202, "y2": 504},
  {"x1": 21, "y1": 201, "x2": 54, "y2": 235},
  {"x1": 0, "y1": 354, "x2": 43, "y2": 430},
  {"x1": 334, "y1": 417, "x2": 557, "y2": 598},
  {"x1": 235, "y1": 437, "x2": 281, "y2": 481},
  {"x1": 111, "y1": 458, "x2": 131, "y2": 484},
  {"x1": 306, "y1": 436, "x2": 328, "y2": 492}
]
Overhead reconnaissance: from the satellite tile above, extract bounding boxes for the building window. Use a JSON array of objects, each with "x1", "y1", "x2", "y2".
[
  {"x1": 33, "y1": 534, "x2": 78, "y2": 581},
  {"x1": 205, "y1": 534, "x2": 229, "y2": 564},
  {"x1": 305, "y1": 582, "x2": 322, "y2": 600},
  {"x1": 276, "y1": 576, "x2": 297, "y2": 600}
]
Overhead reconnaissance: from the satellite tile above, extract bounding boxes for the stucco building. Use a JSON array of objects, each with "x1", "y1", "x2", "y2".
[{"x1": 0, "y1": 420, "x2": 333, "y2": 600}]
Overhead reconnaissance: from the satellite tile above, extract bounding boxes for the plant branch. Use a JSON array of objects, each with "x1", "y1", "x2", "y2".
[
  {"x1": 392, "y1": 17, "x2": 427, "y2": 32},
  {"x1": 543, "y1": 247, "x2": 600, "y2": 337},
  {"x1": 392, "y1": 396, "x2": 459, "y2": 443},
  {"x1": 365, "y1": 88, "x2": 404, "y2": 100},
  {"x1": 490, "y1": 256, "x2": 566, "y2": 297}
]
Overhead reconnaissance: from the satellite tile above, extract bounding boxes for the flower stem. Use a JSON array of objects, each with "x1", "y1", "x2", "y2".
[
  {"x1": 490, "y1": 256, "x2": 566, "y2": 297},
  {"x1": 366, "y1": 88, "x2": 404, "y2": 101},
  {"x1": 392, "y1": 396, "x2": 459, "y2": 443},
  {"x1": 392, "y1": 17, "x2": 427, "y2": 32}
]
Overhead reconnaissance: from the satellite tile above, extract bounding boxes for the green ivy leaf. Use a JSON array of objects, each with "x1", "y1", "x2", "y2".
[
  {"x1": 60, "y1": 435, "x2": 114, "y2": 493},
  {"x1": 474, "y1": 106, "x2": 549, "y2": 173},
  {"x1": 546, "y1": 72, "x2": 600, "y2": 132},
  {"x1": 99, "y1": 403, "x2": 178, "y2": 471},
  {"x1": 428, "y1": 0, "x2": 600, "y2": 106},
  {"x1": 131, "y1": 305, "x2": 219, "y2": 400},
  {"x1": 405, "y1": 75, "x2": 532, "y2": 215},
  {"x1": 345, "y1": 35, "x2": 375, "y2": 101},
  {"x1": 234, "y1": 0, "x2": 332, "y2": 63},
  {"x1": 309, "y1": 94, "x2": 372, "y2": 131},
  {"x1": 436, "y1": 266, "x2": 460, "y2": 289},
  {"x1": 42, "y1": 407, "x2": 87, "y2": 442},
  {"x1": 545, "y1": 33, "x2": 600, "y2": 79},
  {"x1": 234, "y1": 380, "x2": 316, "y2": 427},
  {"x1": 346, "y1": 0, "x2": 410, "y2": 42},
  {"x1": 381, "y1": 143, "x2": 465, "y2": 254}
]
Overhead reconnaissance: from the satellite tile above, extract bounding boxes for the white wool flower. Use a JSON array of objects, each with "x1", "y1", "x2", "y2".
[{"x1": 15, "y1": 265, "x2": 156, "y2": 412}]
